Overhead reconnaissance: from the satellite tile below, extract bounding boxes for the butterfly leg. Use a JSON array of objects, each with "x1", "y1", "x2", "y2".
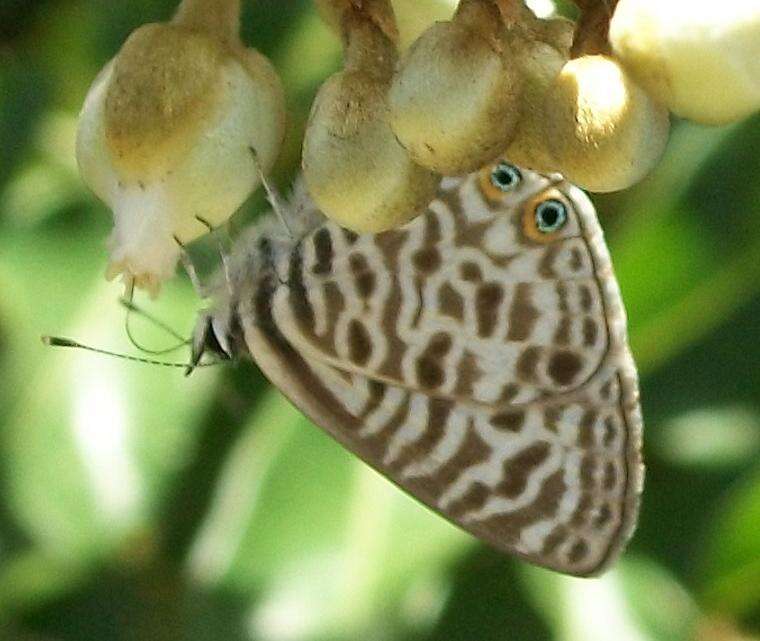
[
  {"x1": 173, "y1": 234, "x2": 208, "y2": 298},
  {"x1": 249, "y1": 145, "x2": 293, "y2": 238},
  {"x1": 194, "y1": 216, "x2": 235, "y2": 296}
]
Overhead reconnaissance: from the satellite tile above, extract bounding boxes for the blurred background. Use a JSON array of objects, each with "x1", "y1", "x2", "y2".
[{"x1": 0, "y1": 0, "x2": 759, "y2": 639}]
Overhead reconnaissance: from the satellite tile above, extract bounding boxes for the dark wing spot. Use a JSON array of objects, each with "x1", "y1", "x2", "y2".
[
  {"x1": 428, "y1": 332, "x2": 453, "y2": 357},
  {"x1": 507, "y1": 283, "x2": 539, "y2": 341},
  {"x1": 460, "y1": 262, "x2": 483, "y2": 282},
  {"x1": 556, "y1": 282, "x2": 569, "y2": 312},
  {"x1": 312, "y1": 228, "x2": 334, "y2": 275},
  {"x1": 454, "y1": 351, "x2": 482, "y2": 397},
  {"x1": 544, "y1": 406, "x2": 562, "y2": 433},
  {"x1": 593, "y1": 504, "x2": 612, "y2": 529},
  {"x1": 578, "y1": 410, "x2": 597, "y2": 447},
  {"x1": 416, "y1": 332, "x2": 452, "y2": 389},
  {"x1": 413, "y1": 247, "x2": 442, "y2": 273},
  {"x1": 603, "y1": 416, "x2": 618, "y2": 447},
  {"x1": 580, "y1": 285, "x2": 593, "y2": 312},
  {"x1": 490, "y1": 410, "x2": 525, "y2": 432},
  {"x1": 570, "y1": 247, "x2": 584, "y2": 272},
  {"x1": 554, "y1": 316, "x2": 572, "y2": 345},
  {"x1": 538, "y1": 245, "x2": 561, "y2": 278},
  {"x1": 475, "y1": 283, "x2": 504, "y2": 337},
  {"x1": 499, "y1": 383, "x2": 520, "y2": 403},
  {"x1": 548, "y1": 350, "x2": 583, "y2": 386},
  {"x1": 438, "y1": 282, "x2": 465, "y2": 321},
  {"x1": 580, "y1": 455, "x2": 597, "y2": 490},
  {"x1": 542, "y1": 526, "x2": 569, "y2": 556},
  {"x1": 583, "y1": 317, "x2": 598, "y2": 347},
  {"x1": 356, "y1": 272, "x2": 376, "y2": 298},
  {"x1": 497, "y1": 441, "x2": 551, "y2": 498},
  {"x1": 568, "y1": 539, "x2": 589, "y2": 564},
  {"x1": 477, "y1": 470, "x2": 566, "y2": 544},
  {"x1": 349, "y1": 252, "x2": 369, "y2": 273},
  {"x1": 417, "y1": 357, "x2": 443, "y2": 388},
  {"x1": 360, "y1": 379, "x2": 387, "y2": 419},
  {"x1": 571, "y1": 492, "x2": 592, "y2": 527},
  {"x1": 447, "y1": 481, "x2": 490, "y2": 518},
  {"x1": 603, "y1": 461, "x2": 617, "y2": 490},
  {"x1": 517, "y1": 346, "x2": 542, "y2": 383},
  {"x1": 348, "y1": 319, "x2": 372, "y2": 365},
  {"x1": 288, "y1": 245, "x2": 315, "y2": 330}
]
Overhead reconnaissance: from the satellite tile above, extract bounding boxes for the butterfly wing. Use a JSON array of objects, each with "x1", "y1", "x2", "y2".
[
  {"x1": 239, "y1": 166, "x2": 643, "y2": 576},
  {"x1": 268, "y1": 170, "x2": 624, "y2": 410}
]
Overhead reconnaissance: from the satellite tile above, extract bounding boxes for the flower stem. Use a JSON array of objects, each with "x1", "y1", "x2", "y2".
[{"x1": 172, "y1": 0, "x2": 241, "y2": 45}]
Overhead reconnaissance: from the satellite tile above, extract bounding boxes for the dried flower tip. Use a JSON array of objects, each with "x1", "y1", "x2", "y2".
[
  {"x1": 610, "y1": 0, "x2": 760, "y2": 125},
  {"x1": 388, "y1": 0, "x2": 522, "y2": 175},
  {"x1": 545, "y1": 55, "x2": 670, "y2": 192},
  {"x1": 76, "y1": 2, "x2": 285, "y2": 296},
  {"x1": 315, "y1": 0, "x2": 399, "y2": 44}
]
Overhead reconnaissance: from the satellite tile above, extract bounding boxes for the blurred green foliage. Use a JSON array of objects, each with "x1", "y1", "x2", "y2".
[{"x1": 0, "y1": 1, "x2": 759, "y2": 640}]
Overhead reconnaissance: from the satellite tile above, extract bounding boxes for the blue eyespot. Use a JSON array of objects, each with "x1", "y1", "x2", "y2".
[
  {"x1": 490, "y1": 162, "x2": 522, "y2": 192},
  {"x1": 535, "y1": 199, "x2": 568, "y2": 233}
]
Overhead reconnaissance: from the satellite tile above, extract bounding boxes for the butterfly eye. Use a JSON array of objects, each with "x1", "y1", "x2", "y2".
[
  {"x1": 490, "y1": 162, "x2": 522, "y2": 192},
  {"x1": 535, "y1": 199, "x2": 568, "y2": 233}
]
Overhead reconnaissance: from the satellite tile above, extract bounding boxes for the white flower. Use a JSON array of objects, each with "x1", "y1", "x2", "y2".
[{"x1": 76, "y1": 10, "x2": 285, "y2": 296}]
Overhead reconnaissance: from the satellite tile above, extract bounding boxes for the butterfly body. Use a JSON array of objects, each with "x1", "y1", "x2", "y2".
[{"x1": 194, "y1": 163, "x2": 643, "y2": 577}]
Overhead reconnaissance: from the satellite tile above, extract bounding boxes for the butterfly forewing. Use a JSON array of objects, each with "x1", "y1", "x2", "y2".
[
  {"x1": 270, "y1": 173, "x2": 616, "y2": 408},
  {"x1": 237, "y1": 166, "x2": 643, "y2": 576}
]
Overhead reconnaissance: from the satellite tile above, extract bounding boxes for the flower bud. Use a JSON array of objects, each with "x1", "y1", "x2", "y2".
[
  {"x1": 303, "y1": 5, "x2": 439, "y2": 232},
  {"x1": 505, "y1": 18, "x2": 574, "y2": 172},
  {"x1": 544, "y1": 54, "x2": 670, "y2": 192},
  {"x1": 76, "y1": 0, "x2": 285, "y2": 296},
  {"x1": 610, "y1": 0, "x2": 760, "y2": 125},
  {"x1": 388, "y1": 0, "x2": 522, "y2": 175}
]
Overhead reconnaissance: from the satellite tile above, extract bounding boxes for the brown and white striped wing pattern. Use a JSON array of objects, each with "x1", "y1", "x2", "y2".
[{"x1": 241, "y1": 166, "x2": 643, "y2": 576}]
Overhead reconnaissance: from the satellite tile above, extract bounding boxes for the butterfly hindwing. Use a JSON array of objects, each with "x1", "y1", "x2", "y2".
[{"x1": 244, "y1": 292, "x2": 641, "y2": 575}]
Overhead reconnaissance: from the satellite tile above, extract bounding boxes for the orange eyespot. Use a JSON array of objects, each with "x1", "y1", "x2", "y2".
[
  {"x1": 521, "y1": 188, "x2": 571, "y2": 243},
  {"x1": 479, "y1": 160, "x2": 522, "y2": 203}
]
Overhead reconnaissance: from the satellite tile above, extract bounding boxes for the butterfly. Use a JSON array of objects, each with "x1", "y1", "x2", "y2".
[{"x1": 191, "y1": 160, "x2": 644, "y2": 577}]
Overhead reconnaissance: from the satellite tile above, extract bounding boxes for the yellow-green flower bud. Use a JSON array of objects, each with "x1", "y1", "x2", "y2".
[
  {"x1": 545, "y1": 54, "x2": 670, "y2": 192},
  {"x1": 505, "y1": 18, "x2": 574, "y2": 172},
  {"x1": 76, "y1": 0, "x2": 285, "y2": 296},
  {"x1": 303, "y1": 5, "x2": 439, "y2": 232},
  {"x1": 388, "y1": 0, "x2": 522, "y2": 175},
  {"x1": 610, "y1": 0, "x2": 760, "y2": 125}
]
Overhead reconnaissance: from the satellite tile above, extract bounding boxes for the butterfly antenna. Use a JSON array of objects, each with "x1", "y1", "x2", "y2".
[
  {"x1": 41, "y1": 336, "x2": 219, "y2": 369},
  {"x1": 120, "y1": 294, "x2": 190, "y2": 356},
  {"x1": 249, "y1": 145, "x2": 293, "y2": 238}
]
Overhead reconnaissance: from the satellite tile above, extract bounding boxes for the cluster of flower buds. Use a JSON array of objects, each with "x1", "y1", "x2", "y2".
[
  {"x1": 76, "y1": 0, "x2": 285, "y2": 296},
  {"x1": 75, "y1": 0, "x2": 760, "y2": 291},
  {"x1": 305, "y1": 0, "x2": 759, "y2": 230}
]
